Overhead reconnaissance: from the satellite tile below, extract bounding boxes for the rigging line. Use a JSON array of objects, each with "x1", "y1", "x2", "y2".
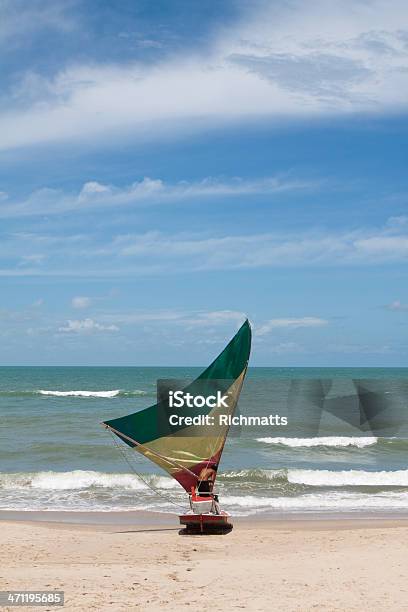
[
  {"x1": 108, "y1": 429, "x2": 186, "y2": 512},
  {"x1": 103, "y1": 423, "x2": 199, "y2": 482}
]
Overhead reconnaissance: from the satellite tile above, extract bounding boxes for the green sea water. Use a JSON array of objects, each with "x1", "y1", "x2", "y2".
[{"x1": 1, "y1": 367, "x2": 408, "y2": 516}]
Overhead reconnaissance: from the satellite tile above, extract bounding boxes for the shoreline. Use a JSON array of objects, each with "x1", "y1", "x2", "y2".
[{"x1": 2, "y1": 508, "x2": 408, "y2": 528}]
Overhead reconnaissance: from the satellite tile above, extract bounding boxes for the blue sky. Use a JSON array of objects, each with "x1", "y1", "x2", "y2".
[{"x1": 0, "y1": 0, "x2": 408, "y2": 366}]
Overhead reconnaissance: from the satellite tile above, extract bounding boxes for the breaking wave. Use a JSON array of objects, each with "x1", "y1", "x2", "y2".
[
  {"x1": 0, "y1": 389, "x2": 149, "y2": 398},
  {"x1": 220, "y1": 467, "x2": 408, "y2": 488},
  {"x1": 222, "y1": 491, "x2": 408, "y2": 514},
  {"x1": 256, "y1": 436, "x2": 378, "y2": 448},
  {"x1": 3, "y1": 467, "x2": 408, "y2": 492},
  {"x1": 2, "y1": 469, "x2": 408, "y2": 514},
  {"x1": 0, "y1": 470, "x2": 179, "y2": 491},
  {"x1": 39, "y1": 390, "x2": 122, "y2": 398},
  {"x1": 287, "y1": 469, "x2": 408, "y2": 487}
]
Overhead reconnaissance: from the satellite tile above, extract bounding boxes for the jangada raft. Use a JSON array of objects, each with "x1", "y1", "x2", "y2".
[{"x1": 102, "y1": 319, "x2": 251, "y2": 534}]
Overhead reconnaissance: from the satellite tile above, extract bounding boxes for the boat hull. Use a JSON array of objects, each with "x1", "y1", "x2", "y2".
[{"x1": 179, "y1": 511, "x2": 233, "y2": 534}]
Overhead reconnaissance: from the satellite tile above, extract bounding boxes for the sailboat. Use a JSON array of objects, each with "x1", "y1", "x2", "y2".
[{"x1": 102, "y1": 319, "x2": 251, "y2": 533}]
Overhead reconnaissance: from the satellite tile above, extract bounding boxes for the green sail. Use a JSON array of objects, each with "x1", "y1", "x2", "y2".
[{"x1": 103, "y1": 319, "x2": 251, "y2": 491}]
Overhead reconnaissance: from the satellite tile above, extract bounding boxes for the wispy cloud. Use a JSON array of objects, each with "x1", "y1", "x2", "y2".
[
  {"x1": 58, "y1": 318, "x2": 119, "y2": 334},
  {"x1": 256, "y1": 317, "x2": 328, "y2": 337},
  {"x1": 18, "y1": 254, "x2": 46, "y2": 266},
  {"x1": 0, "y1": 175, "x2": 312, "y2": 218},
  {"x1": 229, "y1": 52, "x2": 372, "y2": 102},
  {"x1": 1, "y1": 308, "x2": 246, "y2": 343},
  {"x1": 1, "y1": 1, "x2": 408, "y2": 151},
  {"x1": 0, "y1": 217, "x2": 408, "y2": 277},
  {"x1": 114, "y1": 222, "x2": 408, "y2": 271},
  {"x1": 387, "y1": 300, "x2": 408, "y2": 311},
  {"x1": 71, "y1": 296, "x2": 92, "y2": 309},
  {"x1": 100, "y1": 309, "x2": 246, "y2": 328},
  {"x1": 0, "y1": 0, "x2": 76, "y2": 46},
  {"x1": 267, "y1": 342, "x2": 305, "y2": 354},
  {"x1": 55, "y1": 309, "x2": 327, "y2": 343}
]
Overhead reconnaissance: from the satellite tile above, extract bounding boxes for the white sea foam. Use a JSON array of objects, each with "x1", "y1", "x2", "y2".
[
  {"x1": 2, "y1": 469, "x2": 408, "y2": 515},
  {"x1": 221, "y1": 467, "x2": 408, "y2": 488},
  {"x1": 220, "y1": 468, "x2": 283, "y2": 482},
  {"x1": 287, "y1": 469, "x2": 408, "y2": 487},
  {"x1": 38, "y1": 389, "x2": 121, "y2": 398},
  {"x1": 0, "y1": 470, "x2": 179, "y2": 491},
  {"x1": 223, "y1": 491, "x2": 408, "y2": 513},
  {"x1": 2, "y1": 491, "x2": 408, "y2": 515},
  {"x1": 3, "y1": 469, "x2": 407, "y2": 492},
  {"x1": 256, "y1": 436, "x2": 378, "y2": 448}
]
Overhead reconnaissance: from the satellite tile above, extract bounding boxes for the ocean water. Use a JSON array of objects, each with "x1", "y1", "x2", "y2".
[{"x1": 1, "y1": 366, "x2": 408, "y2": 517}]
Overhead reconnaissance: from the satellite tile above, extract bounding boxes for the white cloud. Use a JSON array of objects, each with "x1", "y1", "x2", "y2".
[
  {"x1": 57, "y1": 310, "x2": 323, "y2": 346},
  {"x1": 0, "y1": 175, "x2": 312, "y2": 218},
  {"x1": 224, "y1": 1, "x2": 408, "y2": 107},
  {"x1": 354, "y1": 236, "x2": 408, "y2": 258},
  {"x1": 100, "y1": 309, "x2": 246, "y2": 328},
  {"x1": 71, "y1": 296, "x2": 92, "y2": 309},
  {"x1": 58, "y1": 318, "x2": 119, "y2": 334},
  {"x1": 0, "y1": 0, "x2": 76, "y2": 45},
  {"x1": 0, "y1": 306, "x2": 39, "y2": 322},
  {"x1": 1, "y1": 0, "x2": 408, "y2": 151},
  {"x1": 256, "y1": 317, "x2": 328, "y2": 336},
  {"x1": 188, "y1": 310, "x2": 246, "y2": 326},
  {"x1": 18, "y1": 254, "x2": 46, "y2": 266},
  {"x1": 1, "y1": 217, "x2": 407, "y2": 278},
  {"x1": 79, "y1": 181, "x2": 112, "y2": 197},
  {"x1": 387, "y1": 300, "x2": 408, "y2": 311},
  {"x1": 229, "y1": 52, "x2": 372, "y2": 101},
  {"x1": 266, "y1": 342, "x2": 305, "y2": 354},
  {"x1": 387, "y1": 216, "x2": 408, "y2": 228},
  {"x1": 115, "y1": 222, "x2": 408, "y2": 271},
  {"x1": 52, "y1": 309, "x2": 246, "y2": 345}
]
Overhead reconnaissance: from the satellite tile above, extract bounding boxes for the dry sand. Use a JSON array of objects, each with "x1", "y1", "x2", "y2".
[{"x1": 1, "y1": 514, "x2": 408, "y2": 611}]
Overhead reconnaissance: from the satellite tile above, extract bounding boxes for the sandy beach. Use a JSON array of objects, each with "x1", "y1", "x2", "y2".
[{"x1": 1, "y1": 514, "x2": 408, "y2": 611}]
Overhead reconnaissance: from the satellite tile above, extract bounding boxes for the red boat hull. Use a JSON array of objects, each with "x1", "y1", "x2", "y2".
[{"x1": 179, "y1": 512, "x2": 233, "y2": 534}]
